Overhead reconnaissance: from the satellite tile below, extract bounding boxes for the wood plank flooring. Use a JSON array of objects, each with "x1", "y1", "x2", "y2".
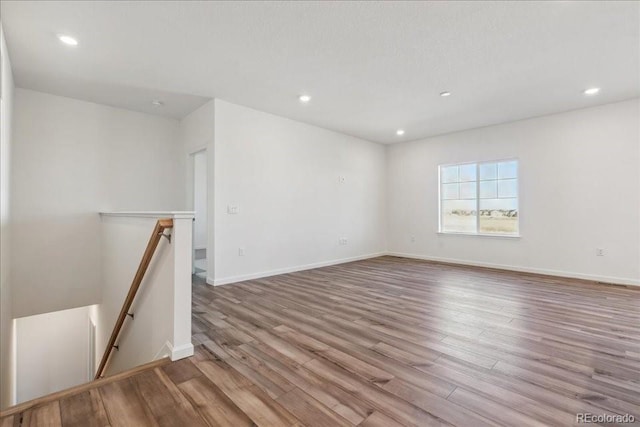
[{"x1": 2, "y1": 256, "x2": 639, "y2": 426}]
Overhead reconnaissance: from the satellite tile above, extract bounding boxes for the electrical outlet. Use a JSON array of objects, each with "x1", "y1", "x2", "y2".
[
  {"x1": 227, "y1": 205, "x2": 239, "y2": 214},
  {"x1": 410, "y1": 235, "x2": 416, "y2": 243},
  {"x1": 596, "y1": 248, "x2": 605, "y2": 257},
  {"x1": 238, "y1": 247, "x2": 245, "y2": 256},
  {"x1": 339, "y1": 237, "x2": 348, "y2": 245}
]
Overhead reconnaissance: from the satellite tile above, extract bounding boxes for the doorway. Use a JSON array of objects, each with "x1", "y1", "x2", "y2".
[{"x1": 191, "y1": 150, "x2": 207, "y2": 278}]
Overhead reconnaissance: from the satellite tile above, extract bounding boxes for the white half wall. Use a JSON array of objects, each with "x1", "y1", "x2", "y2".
[
  {"x1": 0, "y1": 23, "x2": 16, "y2": 409},
  {"x1": 10, "y1": 89, "x2": 185, "y2": 318},
  {"x1": 387, "y1": 99, "x2": 640, "y2": 285},
  {"x1": 211, "y1": 99, "x2": 387, "y2": 284},
  {"x1": 98, "y1": 213, "x2": 194, "y2": 377}
]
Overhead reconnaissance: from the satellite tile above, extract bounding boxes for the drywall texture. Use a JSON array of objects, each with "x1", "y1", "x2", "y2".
[
  {"x1": 10, "y1": 89, "x2": 184, "y2": 318},
  {"x1": 15, "y1": 306, "x2": 92, "y2": 404},
  {"x1": 212, "y1": 99, "x2": 387, "y2": 283},
  {"x1": 387, "y1": 99, "x2": 640, "y2": 285},
  {"x1": 0, "y1": 24, "x2": 15, "y2": 409}
]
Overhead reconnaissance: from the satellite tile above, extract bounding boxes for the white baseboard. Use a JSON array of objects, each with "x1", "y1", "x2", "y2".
[
  {"x1": 170, "y1": 343, "x2": 194, "y2": 361},
  {"x1": 386, "y1": 252, "x2": 640, "y2": 287},
  {"x1": 155, "y1": 341, "x2": 195, "y2": 361},
  {"x1": 203, "y1": 250, "x2": 639, "y2": 289},
  {"x1": 207, "y1": 252, "x2": 386, "y2": 286}
]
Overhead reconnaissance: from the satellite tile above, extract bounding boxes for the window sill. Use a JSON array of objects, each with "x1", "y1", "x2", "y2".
[{"x1": 437, "y1": 232, "x2": 521, "y2": 239}]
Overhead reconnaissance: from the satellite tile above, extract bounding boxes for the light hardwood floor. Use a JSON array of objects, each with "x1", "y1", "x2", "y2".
[{"x1": 2, "y1": 256, "x2": 639, "y2": 426}]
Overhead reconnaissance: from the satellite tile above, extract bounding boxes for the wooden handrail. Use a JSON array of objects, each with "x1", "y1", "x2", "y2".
[{"x1": 94, "y1": 218, "x2": 174, "y2": 380}]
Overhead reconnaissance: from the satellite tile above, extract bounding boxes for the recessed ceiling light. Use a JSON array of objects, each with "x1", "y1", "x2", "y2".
[
  {"x1": 396, "y1": 129, "x2": 405, "y2": 136},
  {"x1": 583, "y1": 87, "x2": 600, "y2": 96},
  {"x1": 57, "y1": 34, "x2": 78, "y2": 46},
  {"x1": 440, "y1": 91, "x2": 451, "y2": 97},
  {"x1": 151, "y1": 100, "x2": 164, "y2": 107},
  {"x1": 299, "y1": 94, "x2": 311, "y2": 103}
]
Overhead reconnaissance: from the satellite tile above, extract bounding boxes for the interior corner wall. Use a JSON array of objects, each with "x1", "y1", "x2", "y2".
[
  {"x1": 15, "y1": 306, "x2": 92, "y2": 404},
  {"x1": 211, "y1": 99, "x2": 386, "y2": 284},
  {"x1": 10, "y1": 89, "x2": 185, "y2": 318},
  {"x1": 0, "y1": 23, "x2": 16, "y2": 410},
  {"x1": 387, "y1": 99, "x2": 640, "y2": 285}
]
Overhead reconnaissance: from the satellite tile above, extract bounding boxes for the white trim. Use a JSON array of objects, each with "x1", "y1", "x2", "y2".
[
  {"x1": 207, "y1": 252, "x2": 386, "y2": 286},
  {"x1": 100, "y1": 211, "x2": 195, "y2": 219},
  {"x1": 11, "y1": 319, "x2": 17, "y2": 406},
  {"x1": 204, "y1": 251, "x2": 639, "y2": 289},
  {"x1": 387, "y1": 252, "x2": 640, "y2": 287},
  {"x1": 437, "y1": 232, "x2": 520, "y2": 239},
  {"x1": 87, "y1": 318, "x2": 96, "y2": 381},
  {"x1": 154, "y1": 341, "x2": 194, "y2": 361},
  {"x1": 187, "y1": 145, "x2": 208, "y2": 156},
  {"x1": 170, "y1": 343, "x2": 194, "y2": 361}
]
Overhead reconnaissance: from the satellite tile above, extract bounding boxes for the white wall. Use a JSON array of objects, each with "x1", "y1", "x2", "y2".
[
  {"x1": 15, "y1": 305, "x2": 93, "y2": 403},
  {"x1": 193, "y1": 151, "x2": 207, "y2": 250},
  {"x1": 212, "y1": 100, "x2": 387, "y2": 284},
  {"x1": 10, "y1": 89, "x2": 185, "y2": 318},
  {"x1": 180, "y1": 100, "x2": 215, "y2": 155},
  {"x1": 0, "y1": 23, "x2": 15, "y2": 409},
  {"x1": 387, "y1": 99, "x2": 640, "y2": 285}
]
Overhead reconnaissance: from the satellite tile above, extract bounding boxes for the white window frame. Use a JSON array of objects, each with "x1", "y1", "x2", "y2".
[{"x1": 438, "y1": 158, "x2": 520, "y2": 238}]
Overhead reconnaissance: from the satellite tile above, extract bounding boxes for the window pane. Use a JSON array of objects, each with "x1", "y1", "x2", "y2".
[
  {"x1": 459, "y1": 164, "x2": 476, "y2": 182},
  {"x1": 441, "y1": 183, "x2": 459, "y2": 200},
  {"x1": 440, "y1": 159, "x2": 518, "y2": 235},
  {"x1": 479, "y1": 163, "x2": 497, "y2": 180},
  {"x1": 479, "y1": 180, "x2": 497, "y2": 199},
  {"x1": 441, "y1": 200, "x2": 477, "y2": 233},
  {"x1": 441, "y1": 166, "x2": 458, "y2": 183},
  {"x1": 459, "y1": 182, "x2": 476, "y2": 199},
  {"x1": 498, "y1": 179, "x2": 517, "y2": 198},
  {"x1": 479, "y1": 198, "x2": 518, "y2": 234},
  {"x1": 498, "y1": 161, "x2": 518, "y2": 179}
]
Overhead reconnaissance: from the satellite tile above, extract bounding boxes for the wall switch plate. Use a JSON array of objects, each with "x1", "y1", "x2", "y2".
[
  {"x1": 238, "y1": 247, "x2": 245, "y2": 256},
  {"x1": 338, "y1": 176, "x2": 346, "y2": 184},
  {"x1": 596, "y1": 248, "x2": 605, "y2": 256},
  {"x1": 227, "y1": 205, "x2": 239, "y2": 214}
]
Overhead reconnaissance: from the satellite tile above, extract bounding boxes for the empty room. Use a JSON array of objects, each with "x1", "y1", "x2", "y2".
[{"x1": 0, "y1": 1, "x2": 638, "y2": 426}]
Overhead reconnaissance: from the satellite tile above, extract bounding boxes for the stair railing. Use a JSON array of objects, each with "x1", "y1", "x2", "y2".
[{"x1": 94, "y1": 218, "x2": 173, "y2": 379}]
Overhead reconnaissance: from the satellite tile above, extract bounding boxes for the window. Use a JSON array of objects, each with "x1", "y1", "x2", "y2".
[{"x1": 439, "y1": 160, "x2": 519, "y2": 236}]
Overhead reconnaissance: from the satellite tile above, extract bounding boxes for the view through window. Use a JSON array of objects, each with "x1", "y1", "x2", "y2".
[{"x1": 440, "y1": 160, "x2": 519, "y2": 235}]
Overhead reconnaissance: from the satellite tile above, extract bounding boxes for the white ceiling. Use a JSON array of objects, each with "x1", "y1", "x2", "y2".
[{"x1": 1, "y1": 1, "x2": 639, "y2": 144}]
